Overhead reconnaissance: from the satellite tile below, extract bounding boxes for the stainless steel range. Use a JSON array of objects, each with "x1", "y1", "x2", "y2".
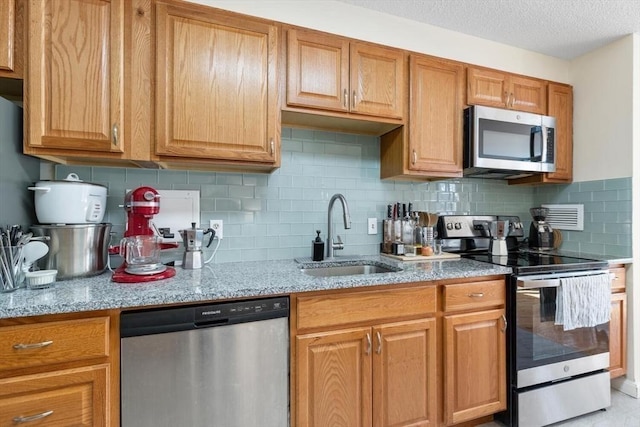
[{"x1": 438, "y1": 215, "x2": 611, "y2": 427}]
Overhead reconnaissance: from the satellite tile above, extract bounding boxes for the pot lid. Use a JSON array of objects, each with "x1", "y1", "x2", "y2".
[{"x1": 34, "y1": 173, "x2": 107, "y2": 188}]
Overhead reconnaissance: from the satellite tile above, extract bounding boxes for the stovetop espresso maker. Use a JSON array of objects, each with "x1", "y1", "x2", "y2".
[{"x1": 179, "y1": 223, "x2": 215, "y2": 269}]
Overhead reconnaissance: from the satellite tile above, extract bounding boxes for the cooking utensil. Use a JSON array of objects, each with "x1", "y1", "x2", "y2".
[
  {"x1": 21, "y1": 241, "x2": 49, "y2": 272},
  {"x1": 30, "y1": 223, "x2": 112, "y2": 280},
  {"x1": 28, "y1": 173, "x2": 108, "y2": 224}
]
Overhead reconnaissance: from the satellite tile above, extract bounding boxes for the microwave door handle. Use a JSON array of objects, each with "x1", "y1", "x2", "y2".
[
  {"x1": 541, "y1": 125, "x2": 548, "y2": 163},
  {"x1": 529, "y1": 126, "x2": 542, "y2": 162}
]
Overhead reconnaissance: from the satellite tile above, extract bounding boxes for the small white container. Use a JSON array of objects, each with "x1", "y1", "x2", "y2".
[{"x1": 25, "y1": 270, "x2": 57, "y2": 290}]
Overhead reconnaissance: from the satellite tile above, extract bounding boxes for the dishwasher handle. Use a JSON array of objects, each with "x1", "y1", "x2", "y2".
[{"x1": 121, "y1": 297, "x2": 289, "y2": 338}]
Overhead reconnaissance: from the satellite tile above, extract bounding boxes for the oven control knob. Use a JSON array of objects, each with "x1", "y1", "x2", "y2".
[
  {"x1": 454, "y1": 222, "x2": 462, "y2": 230},
  {"x1": 446, "y1": 222, "x2": 453, "y2": 230},
  {"x1": 563, "y1": 365, "x2": 570, "y2": 373}
]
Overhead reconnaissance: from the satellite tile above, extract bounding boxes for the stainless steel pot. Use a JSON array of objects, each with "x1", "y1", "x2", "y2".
[{"x1": 30, "y1": 223, "x2": 112, "y2": 280}]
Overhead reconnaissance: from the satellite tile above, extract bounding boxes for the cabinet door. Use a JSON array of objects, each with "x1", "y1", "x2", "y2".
[
  {"x1": 467, "y1": 67, "x2": 507, "y2": 108},
  {"x1": 373, "y1": 319, "x2": 437, "y2": 427},
  {"x1": 297, "y1": 327, "x2": 372, "y2": 427},
  {"x1": 409, "y1": 56, "x2": 464, "y2": 174},
  {"x1": 546, "y1": 83, "x2": 573, "y2": 181},
  {"x1": 0, "y1": 0, "x2": 23, "y2": 78},
  {"x1": 155, "y1": 2, "x2": 278, "y2": 163},
  {"x1": 26, "y1": 0, "x2": 124, "y2": 153},
  {"x1": 287, "y1": 29, "x2": 349, "y2": 112},
  {"x1": 0, "y1": 365, "x2": 108, "y2": 427},
  {"x1": 609, "y1": 292, "x2": 627, "y2": 378},
  {"x1": 443, "y1": 309, "x2": 506, "y2": 426},
  {"x1": 351, "y1": 42, "x2": 405, "y2": 119},
  {"x1": 509, "y1": 75, "x2": 547, "y2": 114}
]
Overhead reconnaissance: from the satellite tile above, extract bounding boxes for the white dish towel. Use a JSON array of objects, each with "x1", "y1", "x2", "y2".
[{"x1": 555, "y1": 273, "x2": 611, "y2": 331}]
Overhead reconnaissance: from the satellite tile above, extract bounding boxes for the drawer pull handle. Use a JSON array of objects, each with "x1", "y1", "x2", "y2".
[
  {"x1": 376, "y1": 331, "x2": 382, "y2": 354},
  {"x1": 13, "y1": 340, "x2": 53, "y2": 350},
  {"x1": 13, "y1": 410, "x2": 54, "y2": 423},
  {"x1": 468, "y1": 292, "x2": 484, "y2": 298}
]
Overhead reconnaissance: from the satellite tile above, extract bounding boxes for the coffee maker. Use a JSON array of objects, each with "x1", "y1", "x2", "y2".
[
  {"x1": 529, "y1": 207, "x2": 554, "y2": 250},
  {"x1": 112, "y1": 187, "x2": 177, "y2": 283},
  {"x1": 179, "y1": 223, "x2": 215, "y2": 269}
]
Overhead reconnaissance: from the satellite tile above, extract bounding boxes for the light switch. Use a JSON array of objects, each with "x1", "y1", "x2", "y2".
[{"x1": 368, "y1": 218, "x2": 378, "y2": 235}]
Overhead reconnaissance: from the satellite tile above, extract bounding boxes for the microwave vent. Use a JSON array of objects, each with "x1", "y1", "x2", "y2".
[{"x1": 541, "y1": 204, "x2": 584, "y2": 231}]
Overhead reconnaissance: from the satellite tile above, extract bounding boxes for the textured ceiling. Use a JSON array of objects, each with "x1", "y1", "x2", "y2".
[{"x1": 335, "y1": 0, "x2": 639, "y2": 59}]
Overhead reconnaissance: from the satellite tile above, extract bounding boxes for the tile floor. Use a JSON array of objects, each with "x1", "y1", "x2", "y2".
[{"x1": 479, "y1": 389, "x2": 640, "y2": 426}]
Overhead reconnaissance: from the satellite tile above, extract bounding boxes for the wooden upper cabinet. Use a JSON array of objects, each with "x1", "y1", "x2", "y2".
[
  {"x1": 287, "y1": 28, "x2": 405, "y2": 120},
  {"x1": 287, "y1": 29, "x2": 349, "y2": 112},
  {"x1": 467, "y1": 66, "x2": 547, "y2": 114},
  {"x1": 0, "y1": 0, "x2": 24, "y2": 78},
  {"x1": 545, "y1": 83, "x2": 573, "y2": 181},
  {"x1": 409, "y1": 55, "x2": 464, "y2": 175},
  {"x1": 155, "y1": 1, "x2": 279, "y2": 165},
  {"x1": 25, "y1": 0, "x2": 125, "y2": 155},
  {"x1": 380, "y1": 55, "x2": 464, "y2": 180}
]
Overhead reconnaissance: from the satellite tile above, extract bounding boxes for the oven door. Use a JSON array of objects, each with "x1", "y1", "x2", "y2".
[{"x1": 512, "y1": 271, "x2": 610, "y2": 389}]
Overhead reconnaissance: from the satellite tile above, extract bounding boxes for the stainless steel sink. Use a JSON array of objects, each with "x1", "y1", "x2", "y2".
[{"x1": 301, "y1": 263, "x2": 400, "y2": 277}]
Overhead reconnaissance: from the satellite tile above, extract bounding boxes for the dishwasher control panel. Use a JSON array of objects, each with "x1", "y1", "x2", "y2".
[{"x1": 195, "y1": 296, "x2": 289, "y2": 326}]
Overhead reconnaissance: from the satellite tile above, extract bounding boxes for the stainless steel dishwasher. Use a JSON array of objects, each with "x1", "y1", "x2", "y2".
[{"x1": 120, "y1": 296, "x2": 289, "y2": 427}]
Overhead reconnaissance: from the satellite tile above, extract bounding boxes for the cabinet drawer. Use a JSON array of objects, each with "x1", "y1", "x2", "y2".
[
  {"x1": 0, "y1": 317, "x2": 109, "y2": 372},
  {"x1": 0, "y1": 365, "x2": 108, "y2": 427},
  {"x1": 296, "y1": 285, "x2": 436, "y2": 330},
  {"x1": 611, "y1": 267, "x2": 626, "y2": 293},
  {"x1": 443, "y1": 280, "x2": 505, "y2": 312}
]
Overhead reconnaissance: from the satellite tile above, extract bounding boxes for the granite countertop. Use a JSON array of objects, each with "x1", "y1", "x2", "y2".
[{"x1": 0, "y1": 255, "x2": 512, "y2": 319}]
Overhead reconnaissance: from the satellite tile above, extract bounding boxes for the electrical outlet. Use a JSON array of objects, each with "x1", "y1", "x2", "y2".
[
  {"x1": 209, "y1": 220, "x2": 223, "y2": 239},
  {"x1": 367, "y1": 218, "x2": 377, "y2": 235}
]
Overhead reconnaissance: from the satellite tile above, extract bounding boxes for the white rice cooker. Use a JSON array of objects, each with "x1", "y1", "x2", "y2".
[{"x1": 28, "y1": 173, "x2": 108, "y2": 224}]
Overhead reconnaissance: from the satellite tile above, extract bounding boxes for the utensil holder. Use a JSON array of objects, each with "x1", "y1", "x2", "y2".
[{"x1": 1, "y1": 245, "x2": 24, "y2": 292}]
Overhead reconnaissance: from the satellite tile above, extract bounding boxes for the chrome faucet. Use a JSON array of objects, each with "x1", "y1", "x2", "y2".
[{"x1": 327, "y1": 193, "x2": 351, "y2": 258}]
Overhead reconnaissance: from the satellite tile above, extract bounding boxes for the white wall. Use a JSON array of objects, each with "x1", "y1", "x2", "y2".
[
  {"x1": 190, "y1": 0, "x2": 570, "y2": 82},
  {"x1": 570, "y1": 35, "x2": 635, "y2": 182}
]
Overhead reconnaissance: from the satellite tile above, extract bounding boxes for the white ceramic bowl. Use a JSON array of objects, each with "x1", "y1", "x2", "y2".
[{"x1": 24, "y1": 270, "x2": 57, "y2": 289}]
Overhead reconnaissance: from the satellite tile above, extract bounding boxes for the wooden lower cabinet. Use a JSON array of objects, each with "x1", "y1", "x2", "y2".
[
  {"x1": 0, "y1": 311, "x2": 118, "y2": 427},
  {"x1": 0, "y1": 365, "x2": 108, "y2": 427},
  {"x1": 297, "y1": 318, "x2": 437, "y2": 427},
  {"x1": 609, "y1": 265, "x2": 627, "y2": 378},
  {"x1": 443, "y1": 309, "x2": 507, "y2": 426}
]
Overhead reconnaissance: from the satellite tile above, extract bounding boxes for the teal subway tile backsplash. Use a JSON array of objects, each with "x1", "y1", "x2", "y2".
[{"x1": 55, "y1": 128, "x2": 632, "y2": 262}]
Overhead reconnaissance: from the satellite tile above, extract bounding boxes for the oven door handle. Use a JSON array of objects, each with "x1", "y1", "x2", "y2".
[
  {"x1": 517, "y1": 278, "x2": 560, "y2": 289},
  {"x1": 516, "y1": 270, "x2": 612, "y2": 289}
]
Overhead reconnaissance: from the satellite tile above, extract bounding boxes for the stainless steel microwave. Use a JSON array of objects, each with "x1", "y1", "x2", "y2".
[{"x1": 463, "y1": 105, "x2": 556, "y2": 179}]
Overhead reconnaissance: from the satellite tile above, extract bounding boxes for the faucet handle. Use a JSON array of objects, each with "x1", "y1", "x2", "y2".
[{"x1": 332, "y1": 235, "x2": 345, "y2": 251}]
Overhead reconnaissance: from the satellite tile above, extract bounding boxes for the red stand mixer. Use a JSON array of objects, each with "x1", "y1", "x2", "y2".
[{"x1": 112, "y1": 187, "x2": 177, "y2": 283}]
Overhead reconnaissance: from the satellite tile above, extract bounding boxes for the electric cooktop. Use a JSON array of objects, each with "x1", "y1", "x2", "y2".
[{"x1": 463, "y1": 250, "x2": 609, "y2": 275}]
